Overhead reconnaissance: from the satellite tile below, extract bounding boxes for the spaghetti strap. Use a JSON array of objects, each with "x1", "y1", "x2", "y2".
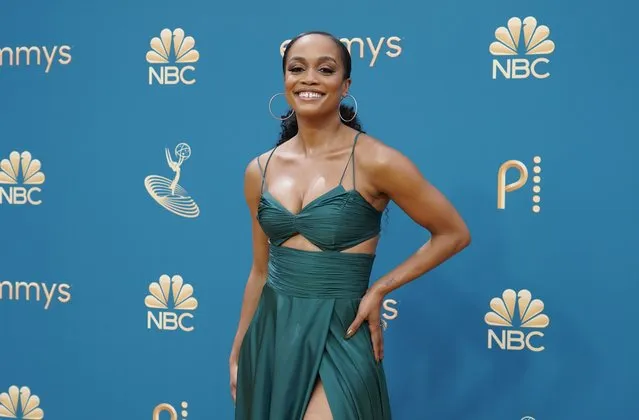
[
  {"x1": 260, "y1": 146, "x2": 279, "y2": 193},
  {"x1": 338, "y1": 132, "x2": 361, "y2": 187},
  {"x1": 256, "y1": 155, "x2": 264, "y2": 176}
]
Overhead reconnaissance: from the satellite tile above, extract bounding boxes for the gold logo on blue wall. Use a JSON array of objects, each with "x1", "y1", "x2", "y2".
[
  {"x1": 497, "y1": 156, "x2": 542, "y2": 213},
  {"x1": 0, "y1": 45, "x2": 71, "y2": 73},
  {"x1": 0, "y1": 151, "x2": 45, "y2": 206},
  {"x1": 146, "y1": 28, "x2": 199, "y2": 85},
  {"x1": 485, "y1": 289, "x2": 550, "y2": 352},
  {"x1": 145, "y1": 274, "x2": 198, "y2": 332},
  {"x1": 490, "y1": 17, "x2": 555, "y2": 79},
  {"x1": 153, "y1": 401, "x2": 189, "y2": 420},
  {"x1": 381, "y1": 298, "x2": 399, "y2": 330},
  {"x1": 0, "y1": 385, "x2": 44, "y2": 419},
  {"x1": 280, "y1": 36, "x2": 402, "y2": 67},
  {"x1": 145, "y1": 143, "x2": 200, "y2": 218}
]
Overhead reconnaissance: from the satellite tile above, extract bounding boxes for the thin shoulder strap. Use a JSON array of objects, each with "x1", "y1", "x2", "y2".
[
  {"x1": 256, "y1": 155, "x2": 264, "y2": 175},
  {"x1": 339, "y1": 131, "x2": 361, "y2": 187},
  {"x1": 260, "y1": 146, "x2": 278, "y2": 192}
]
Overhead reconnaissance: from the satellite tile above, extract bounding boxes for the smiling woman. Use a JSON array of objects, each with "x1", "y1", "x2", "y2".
[{"x1": 229, "y1": 31, "x2": 471, "y2": 420}]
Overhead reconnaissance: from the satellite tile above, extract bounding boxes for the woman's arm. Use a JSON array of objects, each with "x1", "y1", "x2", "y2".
[
  {"x1": 229, "y1": 156, "x2": 270, "y2": 365},
  {"x1": 369, "y1": 141, "x2": 471, "y2": 296},
  {"x1": 345, "y1": 138, "x2": 471, "y2": 362}
]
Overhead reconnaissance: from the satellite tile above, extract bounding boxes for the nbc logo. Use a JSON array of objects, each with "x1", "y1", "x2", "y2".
[
  {"x1": 146, "y1": 28, "x2": 199, "y2": 85},
  {"x1": 497, "y1": 156, "x2": 542, "y2": 213},
  {"x1": 489, "y1": 17, "x2": 555, "y2": 79},
  {"x1": 153, "y1": 402, "x2": 189, "y2": 420},
  {"x1": 0, "y1": 151, "x2": 45, "y2": 206},
  {"x1": 485, "y1": 289, "x2": 550, "y2": 352},
  {"x1": 0, "y1": 45, "x2": 72, "y2": 73},
  {"x1": 145, "y1": 274, "x2": 198, "y2": 332},
  {"x1": 381, "y1": 298, "x2": 399, "y2": 330},
  {"x1": 0, "y1": 385, "x2": 44, "y2": 419},
  {"x1": 144, "y1": 143, "x2": 199, "y2": 218}
]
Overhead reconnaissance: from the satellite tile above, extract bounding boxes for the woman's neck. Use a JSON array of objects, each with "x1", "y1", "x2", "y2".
[{"x1": 294, "y1": 115, "x2": 347, "y2": 156}]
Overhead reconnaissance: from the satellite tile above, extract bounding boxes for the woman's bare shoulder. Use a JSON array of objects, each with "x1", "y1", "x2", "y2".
[
  {"x1": 356, "y1": 133, "x2": 411, "y2": 173},
  {"x1": 245, "y1": 146, "x2": 278, "y2": 177}
]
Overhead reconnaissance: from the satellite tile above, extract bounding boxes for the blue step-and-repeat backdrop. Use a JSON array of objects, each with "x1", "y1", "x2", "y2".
[{"x1": 1, "y1": 0, "x2": 637, "y2": 419}]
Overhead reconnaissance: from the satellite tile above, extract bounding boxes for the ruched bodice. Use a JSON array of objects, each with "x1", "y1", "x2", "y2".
[
  {"x1": 256, "y1": 132, "x2": 382, "y2": 252},
  {"x1": 258, "y1": 185, "x2": 382, "y2": 251}
]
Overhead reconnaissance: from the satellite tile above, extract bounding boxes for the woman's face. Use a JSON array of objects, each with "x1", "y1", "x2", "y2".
[{"x1": 283, "y1": 34, "x2": 350, "y2": 120}]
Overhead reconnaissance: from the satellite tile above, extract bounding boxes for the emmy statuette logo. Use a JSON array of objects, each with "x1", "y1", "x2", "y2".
[
  {"x1": 0, "y1": 151, "x2": 45, "y2": 206},
  {"x1": 145, "y1": 274, "x2": 198, "y2": 332},
  {"x1": 490, "y1": 17, "x2": 555, "y2": 79},
  {"x1": 0, "y1": 385, "x2": 44, "y2": 419},
  {"x1": 147, "y1": 28, "x2": 199, "y2": 85},
  {"x1": 153, "y1": 402, "x2": 188, "y2": 420},
  {"x1": 485, "y1": 289, "x2": 550, "y2": 352},
  {"x1": 144, "y1": 143, "x2": 200, "y2": 218},
  {"x1": 497, "y1": 156, "x2": 542, "y2": 213}
]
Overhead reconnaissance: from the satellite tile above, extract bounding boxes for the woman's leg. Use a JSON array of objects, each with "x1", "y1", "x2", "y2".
[{"x1": 303, "y1": 377, "x2": 334, "y2": 420}]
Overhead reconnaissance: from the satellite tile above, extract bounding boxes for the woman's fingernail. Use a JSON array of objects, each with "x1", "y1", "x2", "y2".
[{"x1": 344, "y1": 328, "x2": 353, "y2": 339}]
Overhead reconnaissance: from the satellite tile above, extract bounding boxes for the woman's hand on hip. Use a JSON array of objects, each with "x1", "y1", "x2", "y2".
[{"x1": 344, "y1": 287, "x2": 385, "y2": 363}]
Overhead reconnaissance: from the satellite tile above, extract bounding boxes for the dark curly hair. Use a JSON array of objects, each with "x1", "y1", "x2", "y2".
[{"x1": 276, "y1": 31, "x2": 364, "y2": 145}]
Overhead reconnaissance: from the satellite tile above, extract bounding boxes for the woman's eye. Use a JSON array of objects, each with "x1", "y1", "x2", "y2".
[
  {"x1": 319, "y1": 68, "x2": 335, "y2": 74},
  {"x1": 288, "y1": 66, "x2": 304, "y2": 73}
]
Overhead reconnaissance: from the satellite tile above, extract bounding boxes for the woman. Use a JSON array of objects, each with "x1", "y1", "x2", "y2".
[{"x1": 230, "y1": 31, "x2": 471, "y2": 419}]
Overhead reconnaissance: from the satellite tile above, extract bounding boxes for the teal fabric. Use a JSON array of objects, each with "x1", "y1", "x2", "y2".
[
  {"x1": 236, "y1": 132, "x2": 392, "y2": 419},
  {"x1": 256, "y1": 132, "x2": 383, "y2": 252}
]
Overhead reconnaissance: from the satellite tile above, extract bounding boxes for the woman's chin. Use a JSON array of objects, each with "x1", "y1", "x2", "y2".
[{"x1": 292, "y1": 104, "x2": 335, "y2": 120}]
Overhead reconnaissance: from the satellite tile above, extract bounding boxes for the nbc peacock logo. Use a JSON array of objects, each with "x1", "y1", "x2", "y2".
[
  {"x1": 145, "y1": 274, "x2": 198, "y2": 332},
  {"x1": 146, "y1": 28, "x2": 199, "y2": 85},
  {"x1": 485, "y1": 289, "x2": 550, "y2": 352},
  {"x1": 0, "y1": 385, "x2": 44, "y2": 419},
  {"x1": 0, "y1": 151, "x2": 45, "y2": 206},
  {"x1": 489, "y1": 16, "x2": 555, "y2": 79},
  {"x1": 144, "y1": 143, "x2": 200, "y2": 219}
]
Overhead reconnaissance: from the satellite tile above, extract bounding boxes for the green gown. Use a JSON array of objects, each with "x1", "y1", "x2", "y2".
[{"x1": 236, "y1": 132, "x2": 392, "y2": 419}]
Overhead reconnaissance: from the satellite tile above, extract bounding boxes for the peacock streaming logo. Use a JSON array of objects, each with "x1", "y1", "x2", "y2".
[
  {"x1": 144, "y1": 143, "x2": 200, "y2": 218},
  {"x1": 153, "y1": 401, "x2": 189, "y2": 420},
  {"x1": 497, "y1": 156, "x2": 542, "y2": 213},
  {"x1": 0, "y1": 385, "x2": 44, "y2": 419},
  {"x1": 145, "y1": 274, "x2": 198, "y2": 332},
  {"x1": 0, "y1": 45, "x2": 72, "y2": 73},
  {"x1": 490, "y1": 16, "x2": 555, "y2": 79},
  {"x1": 0, "y1": 280, "x2": 71, "y2": 310},
  {"x1": 279, "y1": 36, "x2": 402, "y2": 67},
  {"x1": 0, "y1": 151, "x2": 45, "y2": 206},
  {"x1": 146, "y1": 28, "x2": 199, "y2": 85},
  {"x1": 485, "y1": 289, "x2": 550, "y2": 352}
]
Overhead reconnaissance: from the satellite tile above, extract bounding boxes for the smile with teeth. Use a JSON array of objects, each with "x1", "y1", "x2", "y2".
[{"x1": 297, "y1": 91, "x2": 324, "y2": 99}]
